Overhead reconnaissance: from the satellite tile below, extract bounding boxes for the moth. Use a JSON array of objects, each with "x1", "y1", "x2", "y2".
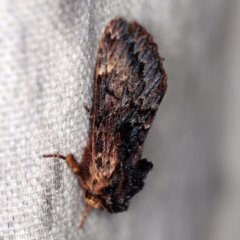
[{"x1": 43, "y1": 17, "x2": 167, "y2": 228}]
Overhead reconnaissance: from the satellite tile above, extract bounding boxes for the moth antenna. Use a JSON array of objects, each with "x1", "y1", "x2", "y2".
[
  {"x1": 43, "y1": 154, "x2": 66, "y2": 160},
  {"x1": 79, "y1": 204, "x2": 92, "y2": 228},
  {"x1": 43, "y1": 154, "x2": 81, "y2": 175},
  {"x1": 83, "y1": 103, "x2": 93, "y2": 119}
]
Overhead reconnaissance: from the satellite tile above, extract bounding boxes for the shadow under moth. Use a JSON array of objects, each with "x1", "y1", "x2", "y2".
[{"x1": 43, "y1": 17, "x2": 167, "y2": 228}]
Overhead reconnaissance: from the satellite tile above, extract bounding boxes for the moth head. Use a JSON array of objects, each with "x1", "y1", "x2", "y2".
[
  {"x1": 84, "y1": 190, "x2": 103, "y2": 209},
  {"x1": 83, "y1": 188, "x2": 130, "y2": 212},
  {"x1": 101, "y1": 194, "x2": 131, "y2": 213}
]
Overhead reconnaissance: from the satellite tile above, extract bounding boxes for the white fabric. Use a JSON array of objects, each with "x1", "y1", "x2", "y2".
[{"x1": 1, "y1": 0, "x2": 239, "y2": 239}]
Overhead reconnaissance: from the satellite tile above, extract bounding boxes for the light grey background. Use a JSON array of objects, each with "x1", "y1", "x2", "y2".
[{"x1": 1, "y1": 0, "x2": 239, "y2": 240}]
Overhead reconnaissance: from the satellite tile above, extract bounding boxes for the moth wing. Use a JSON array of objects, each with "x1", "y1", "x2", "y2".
[
  {"x1": 89, "y1": 18, "x2": 167, "y2": 212},
  {"x1": 92, "y1": 17, "x2": 167, "y2": 171}
]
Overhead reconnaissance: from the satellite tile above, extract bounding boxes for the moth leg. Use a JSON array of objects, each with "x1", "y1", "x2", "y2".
[
  {"x1": 79, "y1": 204, "x2": 92, "y2": 228},
  {"x1": 43, "y1": 153, "x2": 81, "y2": 175},
  {"x1": 83, "y1": 103, "x2": 93, "y2": 119}
]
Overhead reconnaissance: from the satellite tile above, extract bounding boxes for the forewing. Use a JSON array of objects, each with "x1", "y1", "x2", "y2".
[{"x1": 92, "y1": 17, "x2": 167, "y2": 181}]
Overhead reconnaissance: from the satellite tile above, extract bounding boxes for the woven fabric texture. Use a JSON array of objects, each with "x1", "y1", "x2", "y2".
[{"x1": 1, "y1": 0, "x2": 239, "y2": 240}]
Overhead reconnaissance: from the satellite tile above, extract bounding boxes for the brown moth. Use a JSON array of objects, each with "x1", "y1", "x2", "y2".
[{"x1": 43, "y1": 17, "x2": 167, "y2": 228}]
